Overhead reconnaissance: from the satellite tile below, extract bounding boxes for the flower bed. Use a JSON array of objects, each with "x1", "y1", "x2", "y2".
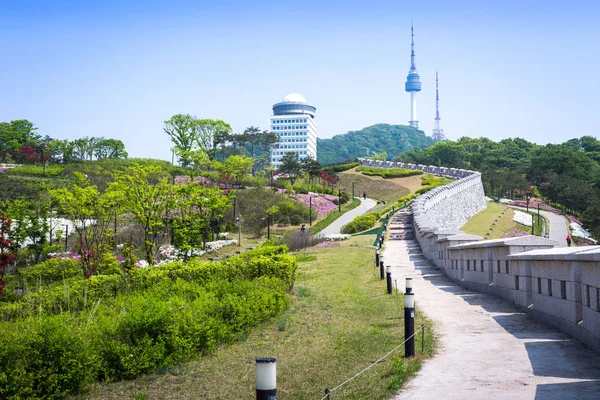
[
  {"x1": 158, "y1": 239, "x2": 238, "y2": 262},
  {"x1": 570, "y1": 222, "x2": 597, "y2": 243},
  {"x1": 322, "y1": 234, "x2": 351, "y2": 241},
  {"x1": 502, "y1": 228, "x2": 529, "y2": 238},
  {"x1": 513, "y1": 210, "x2": 533, "y2": 227},
  {"x1": 295, "y1": 194, "x2": 337, "y2": 217}
]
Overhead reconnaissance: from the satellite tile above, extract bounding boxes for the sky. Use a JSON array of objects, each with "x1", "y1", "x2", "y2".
[{"x1": 1, "y1": 0, "x2": 600, "y2": 160}]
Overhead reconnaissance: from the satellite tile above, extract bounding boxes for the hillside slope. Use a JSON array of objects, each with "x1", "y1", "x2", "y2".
[{"x1": 317, "y1": 124, "x2": 435, "y2": 165}]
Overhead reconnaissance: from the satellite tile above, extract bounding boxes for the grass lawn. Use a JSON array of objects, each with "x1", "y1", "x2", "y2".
[
  {"x1": 87, "y1": 236, "x2": 435, "y2": 399},
  {"x1": 461, "y1": 202, "x2": 546, "y2": 239},
  {"x1": 338, "y1": 169, "x2": 413, "y2": 203}
]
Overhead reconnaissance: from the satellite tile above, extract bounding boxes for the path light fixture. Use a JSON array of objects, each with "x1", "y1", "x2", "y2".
[
  {"x1": 237, "y1": 214, "x2": 241, "y2": 246},
  {"x1": 404, "y1": 290, "x2": 415, "y2": 358},
  {"x1": 255, "y1": 357, "x2": 276, "y2": 399},
  {"x1": 261, "y1": 216, "x2": 271, "y2": 239}
]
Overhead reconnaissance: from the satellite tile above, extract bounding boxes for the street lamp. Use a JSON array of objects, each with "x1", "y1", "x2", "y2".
[
  {"x1": 64, "y1": 224, "x2": 69, "y2": 252},
  {"x1": 261, "y1": 216, "x2": 271, "y2": 239},
  {"x1": 309, "y1": 196, "x2": 313, "y2": 226},
  {"x1": 237, "y1": 214, "x2": 241, "y2": 246},
  {"x1": 352, "y1": 182, "x2": 355, "y2": 200}
]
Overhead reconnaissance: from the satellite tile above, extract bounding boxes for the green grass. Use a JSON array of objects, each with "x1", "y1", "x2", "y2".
[
  {"x1": 308, "y1": 197, "x2": 361, "y2": 234},
  {"x1": 462, "y1": 202, "x2": 546, "y2": 239},
  {"x1": 87, "y1": 236, "x2": 435, "y2": 399},
  {"x1": 337, "y1": 171, "x2": 412, "y2": 203}
]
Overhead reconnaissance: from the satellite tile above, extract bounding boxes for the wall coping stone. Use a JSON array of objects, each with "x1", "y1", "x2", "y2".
[
  {"x1": 448, "y1": 236, "x2": 558, "y2": 250},
  {"x1": 508, "y1": 246, "x2": 600, "y2": 261},
  {"x1": 436, "y1": 233, "x2": 483, "y2": 242}
]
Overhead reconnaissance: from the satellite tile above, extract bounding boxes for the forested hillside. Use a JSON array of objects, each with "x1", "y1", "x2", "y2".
[
  {"x1": 317, "y1": 124, "x2": 435, "y2": 165},
  {"x1": 396, "y1": 136, "x2": 600, "y2": 237}
]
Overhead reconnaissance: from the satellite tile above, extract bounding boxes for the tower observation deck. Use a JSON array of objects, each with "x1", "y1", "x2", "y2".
[{"x1": 405, "y1": 24, "x2": 421, "y2": 129}]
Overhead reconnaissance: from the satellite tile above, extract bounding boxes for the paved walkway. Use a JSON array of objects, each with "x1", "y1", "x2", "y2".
[
  {"x1": 511, "y1": 206, "x2": 570, "y2": 247},
  {"x1": 385, "y1": 239, "x2": 600, "y2": 400},
  {"x1": 318, "y1": 197, "x2": 376, "y2": 236}
]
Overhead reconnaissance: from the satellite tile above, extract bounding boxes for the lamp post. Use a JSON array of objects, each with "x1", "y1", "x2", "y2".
[
  {"x1": 237, "y1": 214, "x2": 241, "y2": 247},
  {"x1": 352, "y1": 182, "x2": 355, "y2": 200},
  {"x1": 256, "y1": 357, "x2": 276, "y2": 399},
  {"x1": 64, "y1": 224, "x2": 69, "y2": 252},
  {"x1": 386, "y1": 265, "x2": 392, "y2": 294},
  {"x1": 261, "y1": 217, "x2": 271, "y2": 239},
  {"x1": 404, "y1": 278, "x2": 415, "y2": 358},
  {"x1": 338, "y1": 189, "x2": 341, "y2": 212},
  {"x1": 309, "y1": 196, "x2": 312, "y2": 226},
  {"x1": 379, "y1": 255, "x2": 385, "y2": 280}
]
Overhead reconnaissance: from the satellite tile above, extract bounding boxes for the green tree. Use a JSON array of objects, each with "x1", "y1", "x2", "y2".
[
  {"x1": 107, "y1": 165, "x2": 172, "y2": 264},
  {"x1": 301, "y1": 155, "x2": 321, "y2": 184},
  {"x1": 278, "y1": 152, "x2": 302, "y2": 185},
  {"x1": 93, "y1": 138, "x2": 128, "y2": 159},
  {"x1": 164, "y1": 114, "x2": 199, "y2": 167},
  {"x1": 214, "y1": 155, "x2": 253, "y2": 186},
  {"x1": 195, "y1": 119, "x2": 233, "y2": 161}
]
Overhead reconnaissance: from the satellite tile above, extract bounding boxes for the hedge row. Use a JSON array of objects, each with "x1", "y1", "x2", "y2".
[
  {"x1": 0, "y1": 245, "x2": 297, "y2": 399},
  {"x1": 356, "y1": 166, "x2": 423, "y2": 178},
  {"x1": 321, "y1": 161, "x2": 359, "y2": 173},
  {"x1": 341, "y1": 212, "x2": 382, "y2": 234}
]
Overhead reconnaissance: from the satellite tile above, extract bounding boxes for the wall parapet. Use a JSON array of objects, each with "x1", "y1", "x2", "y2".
[{"x1": 358, "y1": 158, "x2": 600, "y2": 353}]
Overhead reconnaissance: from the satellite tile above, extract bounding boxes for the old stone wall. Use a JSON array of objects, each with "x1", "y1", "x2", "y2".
[{"x1": 359, "y1": 158, "x2": 600, "y2": 353}]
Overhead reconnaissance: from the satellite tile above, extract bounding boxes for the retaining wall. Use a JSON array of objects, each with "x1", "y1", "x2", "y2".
[{"x1": 359, "y1": 158, "x2": 600, "y2": 353}]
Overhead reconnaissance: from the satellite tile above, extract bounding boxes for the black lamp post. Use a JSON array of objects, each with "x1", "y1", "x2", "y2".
[
  {"x1": 309, "y1": 196, "x2": 313, "y2": 226},
  {"x1": 352, "y1": 182, "x2": 355, "y2": 200},
  {"x1": 261, "y1": 217, "x2": 271, "y2": 239},
  {"x1": 64, "y1": 224, "x2": 69, "y2": 252},
  {"x1": 338, "y1": 190, "x2": 341, "y2": 212}
]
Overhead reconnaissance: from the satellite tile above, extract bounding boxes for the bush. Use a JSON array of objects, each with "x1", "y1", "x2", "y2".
[
  {"x1": 6, "y1": 165, "x2": 66, "y2": 177},
  {"x1": 276, "y1": 231, "x2": 322, "y2": 252},
  {"x1": 356, "y1": 166, "x2": 423, "y2": 179},
  {"x1": 321, "y1": 161, "x2": 359, "y2": 173},
  {"x1": 341, "y1": 212, "x2": 381, "y2": 234},
  {"x1": 0, "y1": 245, "x2": 296, "y2": 397}
]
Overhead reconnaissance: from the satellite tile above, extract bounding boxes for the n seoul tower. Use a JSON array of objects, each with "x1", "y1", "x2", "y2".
[
  {"x1": 431, "y1": 71, "x2": 447, "y2": 141},
  {"x1": 405, "y1": 24, "x2": 421, "y2": 129}
]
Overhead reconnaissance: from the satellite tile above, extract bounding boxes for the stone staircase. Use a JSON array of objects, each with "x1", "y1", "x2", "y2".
[{"x1": 389, "y1": 209, "x2": 415, "y2": 241}]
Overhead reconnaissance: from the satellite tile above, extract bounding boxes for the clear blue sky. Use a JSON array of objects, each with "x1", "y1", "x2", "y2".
[{"x1": 1, "y1": 0, "x2": 599, "y2": 160}]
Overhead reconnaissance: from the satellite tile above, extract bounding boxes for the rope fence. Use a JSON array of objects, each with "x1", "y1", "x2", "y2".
[{"x1": 320, "y1": 323, "x2": 426, "y2": 400}]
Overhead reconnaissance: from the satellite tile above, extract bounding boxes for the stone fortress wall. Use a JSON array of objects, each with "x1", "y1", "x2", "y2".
[{"x1": 359, "y1": 158, "x2": 600, "y2": 353}]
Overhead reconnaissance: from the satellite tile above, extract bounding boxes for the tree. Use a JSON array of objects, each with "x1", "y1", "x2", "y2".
[
  {"x1": 371, "y1": 151, "x2": 387, "y2": 161},
  {"x1": 301, "y1": 155, "x2": 321, "y2": 184},
  {"x1": 164, "y1": 114, "x2": 199, "y2": 167},
  {"x1": 195, "y1": 119, "x2": 233, "y2": 161},
  {"x1": 94, "y1": 138, "x2": 128, "y2": 159},
  {"x1": 4, "y1": 199, "x2": 51, "y2": 265},
  {"x1": 278, "y1": 152, "x2": 302, "y2": 185},
  {"x1": 214, "y1": 155, "x2": 253, "y2": 187},
  {"x1": 50, "y1": 172, "x2": 117, "y2": 275},
  {"x1": 107, "y1": 165, "x2": 172, "y2": 264},
  {"x1": 170, "y1": 184, "x2": 230, "y2": 259}
]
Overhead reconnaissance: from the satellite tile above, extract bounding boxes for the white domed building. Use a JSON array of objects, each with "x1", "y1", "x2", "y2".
[{"x1": 270, "y1": 93, "x2": 317, "y2": 168}]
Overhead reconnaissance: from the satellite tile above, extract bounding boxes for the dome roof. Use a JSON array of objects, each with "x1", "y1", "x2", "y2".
[{"x1": 284, "y1": 93, "x2": 307, "y2": 103}]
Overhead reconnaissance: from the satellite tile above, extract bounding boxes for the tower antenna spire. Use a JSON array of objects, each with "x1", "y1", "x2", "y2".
[
  {"x1": 431, "y1": 71, "x2": 447, "y2": 141},
  {"x1": 405, "y1": 22, "x2": 421, "y2": 129}
]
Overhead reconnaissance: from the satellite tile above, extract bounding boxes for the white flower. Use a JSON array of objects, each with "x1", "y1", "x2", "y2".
[
  {"x1": 513, "y1": 210, "x2": 532, "y2": 227},
  {"x1": 323, "y1": 234, "x2": 351, "y2": 241},
  {"x1": 570, "y1": 222, "x2": 597, "y2": 243}
]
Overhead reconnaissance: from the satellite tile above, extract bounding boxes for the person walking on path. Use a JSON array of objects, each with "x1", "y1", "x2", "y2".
[
  {"x1": 363, "y1": 191, "x2": 367, "y2": 200},
  {"x1": 566, "y1": 235, "x2": 572, "y2": 246}
]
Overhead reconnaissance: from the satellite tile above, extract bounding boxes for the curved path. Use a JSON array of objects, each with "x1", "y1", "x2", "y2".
[
  {"x1": 318, "y1": 197, "x2": 376, "y2": 236},
  {"x1": 511, "y1": 206, "x2": 570, "y2": 247},
  {"x1": 385, "y1": 239, "x2": 600, "y2": 400}
]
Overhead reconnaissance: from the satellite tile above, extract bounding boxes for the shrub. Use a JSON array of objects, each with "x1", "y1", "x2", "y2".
[
  {"x1": 277, "y1": 231, "x2": 322, "y2": 252},
  {"x1": 321, "y1": 162, "x2": 359, "y2": 173},
  {"x1": 341, "y1": 212, "x2": 381, "y2": 234},
  {"x1": 6, "y1": 165, "x2": 66, "y2": 177},
  {"x1": 356, "y1": 166, "x2": 423, "y2": 179},
  {"x1": 13, "y1": 258, "x2": 82, "y2": 289}
]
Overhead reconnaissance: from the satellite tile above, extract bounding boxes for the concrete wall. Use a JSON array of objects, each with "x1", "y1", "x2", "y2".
[{"x1": 358, "y1": 158, "x2": 600, "y2": 353}]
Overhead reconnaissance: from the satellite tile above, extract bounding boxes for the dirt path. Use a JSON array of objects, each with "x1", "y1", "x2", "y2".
[{"x1": 384, "y1": 239, "x2": 600, "y2": 400}]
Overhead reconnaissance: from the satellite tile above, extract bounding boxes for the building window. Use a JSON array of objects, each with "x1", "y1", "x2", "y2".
[
  {"x1": 560, "y1": 281, "x2": 567, "y2": 300},
  {"x1": 481, "y1": 260, "x2": 484, "y2": 272},
  {"x1": 515, "y1": 276, "x2": 519, "y2": 291},
  {"x1": 548, "y1": 279, "x2": 553, "y2": 297},
  {"x1": 497, "y1": 260, "x2": 500, "y2": 273},
  {"x1": 538, "y1": 277, "x2": 542, "y2": 294},
  {"x1": 505, "y1": 260, "x2": 509, "y2": 274},
  {"x1": 467, "y1": 260, "x2": 470, "y2": 271}
]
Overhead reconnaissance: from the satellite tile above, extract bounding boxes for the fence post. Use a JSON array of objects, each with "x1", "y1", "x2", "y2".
[
  {"x1": 379, "y1": 256, "x2": 385, "y2": 280},
  {"x1": 325, "y1": 388, "x2": 331, "y2": 399},
  {"x1": 375, "y1": 248, "x2": 380, "y2": 268},
  {"x1": 421, "y1": 324, "x2": 425, "y2": 353},
  {"x1": 256, "y1": 357, "x2": 276, "y2": 400}
]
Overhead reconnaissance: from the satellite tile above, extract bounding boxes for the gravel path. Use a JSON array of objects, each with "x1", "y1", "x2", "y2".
[
  {"x1": 318, "y1": 197, "x2": 376, "y2": 236},
  {"x1": 385, "y1": 239, "x2": 600, "y2": 400}
]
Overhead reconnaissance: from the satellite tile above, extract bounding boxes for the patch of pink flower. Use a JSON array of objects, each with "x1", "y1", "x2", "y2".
[
  {"x1": 316, "y1": 241, "x2": 339, "y2": 248},
  {"x1": 295, "y1": 194, "x2": 337, "y2": 217},
  {"x1": 502, "y1": 229, "x2": 529, "y2": 238}
]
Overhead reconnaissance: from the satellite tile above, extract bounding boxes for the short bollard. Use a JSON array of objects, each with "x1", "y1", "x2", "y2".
[
  {"x1": 386, "y1": 265, "x2": 392, "y2": 294},
  {"x1": 379, "y1": 255, "x2": 385, "y2": 280},
  {"x1": 405, "y1": 277, "x2": 413, "y2": 294},
  {"x1": 375, "y1": 248, "x2": 380, "y2": 268},
  {"x1": 404, "y1": 292, "x2": 415, "y2": 358},
  {"x1": 256, "y1": 357, "x2": 276, "y2": 400}
]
